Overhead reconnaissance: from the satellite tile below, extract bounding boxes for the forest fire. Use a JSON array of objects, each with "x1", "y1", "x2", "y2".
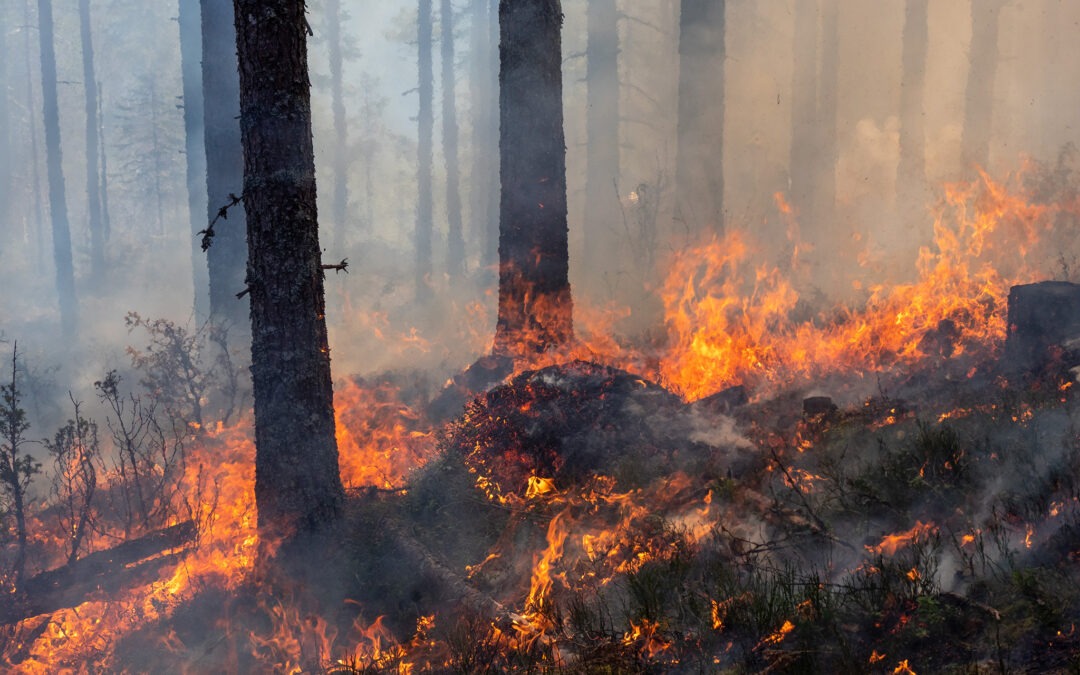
[
  {"x1": 4, "y1": 0, "x2": 1080, "y2": 670},
  {"x1": 2, "y1": 165, "x2": 1080, "y2": 671}
]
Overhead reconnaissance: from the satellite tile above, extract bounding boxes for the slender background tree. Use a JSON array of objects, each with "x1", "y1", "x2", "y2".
[
  {"x1": 202, "y1": 0, "x2": 247, "y2": 332},
  {"x1": 38, "y1": 0, "x2": 78, "y2": 338}
]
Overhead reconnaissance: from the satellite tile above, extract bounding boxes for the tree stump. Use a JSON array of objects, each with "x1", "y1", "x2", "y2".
[{"x1": 1004, "y1": 281, "x2": 1080, "y2": 374}]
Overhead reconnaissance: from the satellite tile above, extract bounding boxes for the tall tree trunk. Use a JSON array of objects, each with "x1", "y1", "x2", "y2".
[
  {"x1": 897, "y1": 0, "x2": 929, "y2": 207},
  {"x1": 960, "y1": 0, "x2": 1004, "y2": 173},
  {"x1": 417, "y1": 0, "x2": 435, "y2": 300},
  {"x1": 232, "y1": 0, "x2": 345, "y2": 539},
  {"x1": 149, "y1": 81, "x2": 164, "y2": 235},
  {"x1": 788, "y1": 0, "x2": 818, "y2": 221},
  {"x1": 1037, "y1": 0, "x2": 1061, "y2": 158},
  {"x1": 674, "y1": 0, "x2": 726, "y2": 239},
  {"x1": 0, "y1": 4, "x2": 10, "y2": 241},
  {"x1": 202, "y1": 0, "x2": 248, "y2": 331},
  {"x1": 326, "y1": 0, "x2": 349, "y2": 254},
  {"x1": 23, "y1": 0, "x2": 45, "y2": 264},
  {"x1": 816, "y1": 0, "x2": 838, "y2": 222},
  {"x1": 583, "y1": 0, "x2": 619, "y2": 292},
  {"x1": 179, "y1": 0, "x2": 210, "y2": 320},
  {"x1": 38, "y1": 0, "x2": 78, "y2": 338},
  {"x1": 469, "y1": 0, "x2": 498, "y2": 276},
  {"x1": 443, "y1": 0, "x2": 466, "y2": 279},
  {"x1": 78, "y1": 0, "x2": 105, "y2": 287},
  {"x1": 97, "y1": 80, "x2": 111, "y2": 244},
  {"x1": 494, "y1": 0, "x2": 572, "y2": 356}
]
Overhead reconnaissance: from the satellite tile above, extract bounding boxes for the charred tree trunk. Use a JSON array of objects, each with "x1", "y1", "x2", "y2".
[
  {"x1": 584, "y1": 0, "x2": 619, "y2": 290},
  {"x1": 417, "y1": 0, "x2": 435, "y2": 300},
  {"x1": 179, "y1": 0, "x2": 209, "y2": 320},
  {"x1": 38, "y1": 0, "x2": 77, "y2": 338},
  {"x1": 674, "y1": 0, "x2": 725, "y2": 237},
  {"x1": 326, "y1": 0, "x2": 349, "y2": 254},
  {"x1": 788, "y1": 0, "x2": 818, "y2": 222},
  {"x1": 494, "y1": 0, "x2": 572, "y2": 356},
  {"x1": 897, "y1": 0, "x2": 929, "y2": 208},
  {"x1": 78, "y1": 0, "x2": 105, "y2": 287},
  {"x1": 443, "y1": 0, "x2": 466, "y2": 279},
  {"x1": 960, "y1": 0, "x2": 1004, "y2": 173},
  {"x1": 469, "y1": 0, "x2": 499, "y2": 276},
  {"x1": 202, "y1": 0, "x2": 247, "y2": 331},
  {"x1": 232, "y1": 0, "x2": 345, "y2": 538}
]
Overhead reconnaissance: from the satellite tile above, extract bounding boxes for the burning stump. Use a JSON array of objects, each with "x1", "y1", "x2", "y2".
[
  {"x1": 442, "y1": 360, "x2": 749, "y2": 498},
  {"x1": 1005, "y1": 281, "x2": 1080, "y2": 374}
]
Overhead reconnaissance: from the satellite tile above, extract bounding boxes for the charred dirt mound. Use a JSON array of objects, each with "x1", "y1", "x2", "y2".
[{"x1": 441, "y1": 360, "x2": 753, "y2": 499}]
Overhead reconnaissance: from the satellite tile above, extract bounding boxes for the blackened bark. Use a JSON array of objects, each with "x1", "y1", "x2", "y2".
[
  {"x1": 443, "y1": 0, "x2": 466, "y2": 279},
  {"x1": 584, "y1": 0, "x2": 619, "y2": 287},
  {"x1": 788, "y1": 0, "x2": 817, "y2": 220},
  {"x1": 38, "y1": 0, "x2": 77, "y2": 338},
  {"x1": 78, "y1": 0, "x2": 105, "y2": 287},
  {"x1": 469, "y1": 0, "x2": 499, "y2": 275},
  {"x1": 494, "y1": 0, "x2": 572, "y2": 355},
  {"x1": 179, "y1": 0, "x2": 210, "y2": 319},
  {"x1": 674, "y1": 0, "x2": 725, "y2": 236},
  {"x1": 326, "y1": 0, "x2": 349, "y2": 254},
  {"x1": 961, "y1": 0, "x2": 1004, "y2": 173},
  {"x1": 417, "y1": 0, "x2": 435, "y2": 300},
  {"x1": 203, "y1": 0, "x2": 248, "y2": 330},
  {"x1": 897, "y1": 0, "x2": 928, "y2": 206},
  {"x1": 232, "y1": 0, "x2": 344, "y2": 537}
]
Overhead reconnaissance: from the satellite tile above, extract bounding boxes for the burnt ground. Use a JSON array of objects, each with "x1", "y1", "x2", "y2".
[{"x1": 97, "y1": 353, "x2": 1080, "y2": 673}]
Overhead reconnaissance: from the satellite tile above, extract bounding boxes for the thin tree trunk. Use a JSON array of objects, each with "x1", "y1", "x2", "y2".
[
  {"x1": 960, "y1": 0, "x2": 1004, "y2": 173},
  {"x1": 443, "y1": 0, "x2": 466, "y2": 279},
  {"x1": 1037, "y1": 0, "x2": 1061, "y2": 158},
  {"x1": 417, "y1": 0, "x2": 435, "y2": 300},
  {"x1": 179, "y1": 0, "x2": 209, "y2": 320},
  {"x1": 326, "y1": 0, "x2": 349, "y2": 254},
  {"x1": 97, "y1": 80, "x2": 111, "y2": 244},
  {"x1": 38, "y1": 0, "x2": 78, "y2": 338},
  {"x1": 494, "y1": 0, "x2": 572, "y2": 356},
  {"x1": 149, "y1": 81, "x2": 164, "y2": 236},
  {"x1": 674, "y1": 0, "x2": 725, "y2": 239},
  {"x1": 897, "y1": 0, "x2": 928, "y2": 207},
  {"x1": 78, "y1": 0, "x2": 105, "y2": 287},
  {"x1": 232, "y1": 0, "x2": 345, "y2": 539},
  {"x1": 788, "y1": 0, "x2": 818, "y2": 221},
  {"x1": 202, "y1": 0, "x2": 248, "y2": 331},
  {"x1": 817, "y1": 0, "x2": 838, "y2": 222},
  {"x1": 23, "y1": 0, "x2": 45, "y2": 264},
  {"x1": 0, "y1": 4, "x2": 10, "y2": 240},
  {"x1": 469, "y1": 0, "x2": 498, "y2": 276},
  {"x1": 583, "y1": 0, "x2": 619, "y2": 290}
]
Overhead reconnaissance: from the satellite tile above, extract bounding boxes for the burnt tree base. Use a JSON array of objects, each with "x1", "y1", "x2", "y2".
[{"x1": 1005, "y1": 280, "x2": 1080, "y2": 375}]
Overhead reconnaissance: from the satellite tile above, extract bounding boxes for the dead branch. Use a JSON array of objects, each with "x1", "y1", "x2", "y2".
[
  {"x1": 198, "y1": 192, "x2": 244, "y2": 252},
  {"x1": 321, "y1": 258, "x2": 349, "y2": 274},
  {"x1": 0, "y1": 520, "x2": 197, "y2": 625}
]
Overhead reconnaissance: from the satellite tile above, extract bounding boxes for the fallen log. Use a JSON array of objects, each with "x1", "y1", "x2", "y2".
[{"x1": 1, "y1": 520, "x2": 197, "y2": 625}]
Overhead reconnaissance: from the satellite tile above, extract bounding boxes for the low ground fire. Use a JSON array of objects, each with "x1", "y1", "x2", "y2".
[{"x1": 3, "y1": 166, "x2": 1080, "y2": 672}]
